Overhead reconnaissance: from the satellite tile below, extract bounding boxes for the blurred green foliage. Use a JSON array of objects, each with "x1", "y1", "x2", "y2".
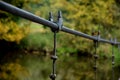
[
  {"x1": 0, "y1": 20, "x2": 29, "y2": 43},
  {"x1": 0, "y1": 0, "x2": 120, "y2": 80},
  {"x1": 0, "y1": 0, "x2": 30, "y2": 43},
  {"x1": 18, "y1": 0, "x2": 120, "y2": 54},
  {"x1": 1, "y1": 0, "x2": 120, "y2": 53}
]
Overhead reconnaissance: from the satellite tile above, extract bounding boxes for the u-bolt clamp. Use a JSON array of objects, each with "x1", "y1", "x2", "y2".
[
  {"x1": 110, "y1": 38, "x2": 117, "y2": 45},
  {"x1": 93, "y1": 30, "x2": 100, "y2": 48},
  {"x1": 49, "y1": 11, "x2": 63, "y2": 33}
]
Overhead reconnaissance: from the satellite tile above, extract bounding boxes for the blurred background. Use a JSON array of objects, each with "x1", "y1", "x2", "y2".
[{"x1": 0, "y1": 0, "x2": 120, "y2": 80}]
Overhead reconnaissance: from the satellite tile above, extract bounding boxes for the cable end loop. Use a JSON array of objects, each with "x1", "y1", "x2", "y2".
[
  {"x1": 49, "y1": 11, "x2": 63, "y2": 33},
  {"x1": 50, "y1": 74, "x2": 56, "y2": 80}
]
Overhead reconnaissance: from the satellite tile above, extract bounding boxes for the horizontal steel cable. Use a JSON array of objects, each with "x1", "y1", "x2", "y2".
[{"x1": 0, "y1": 1, "x2": 120, "y2": 45}]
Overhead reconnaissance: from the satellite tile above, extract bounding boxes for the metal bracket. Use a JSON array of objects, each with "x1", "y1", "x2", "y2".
[
  {"x1": 92, "y1": 30, "x2": 100, "y2": 48},
  {"x1": 49, "y1": 11, "x2": 63, "y2": 33},
  {"x1": 111, "y1": 38, "x2": 117, "y2": 45}
]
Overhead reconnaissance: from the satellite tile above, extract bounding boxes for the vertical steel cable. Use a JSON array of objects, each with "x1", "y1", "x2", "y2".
[
  {"x1": 50, "y1": 31, "x2": 57, "y2": 80},
  {"x1": 49, "y1": 12, "x2": 57, "y2": 80},
  {"x1": 111, "y1": 38, "x2": 116, "y2": 80},
  {"x1": 93, "y1": 41, "x2": 98, "y2": 80},
  {"x1": 92, "y1": 31, "x2": 99, "y2": 80},
  {"x1": 112, "y1": 44, "x2": 115, "y2": 80}
]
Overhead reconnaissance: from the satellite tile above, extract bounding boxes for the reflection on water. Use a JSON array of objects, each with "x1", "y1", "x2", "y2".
[
  {"x1": 56, "y1": 56, "x2": 119, "y2": 80},
  {"x1": 0, "y1": 53, "x2": 120, "y2": 80},
  {"x1": 20, "y1": 54, "x2": 120, "y2": 80}
]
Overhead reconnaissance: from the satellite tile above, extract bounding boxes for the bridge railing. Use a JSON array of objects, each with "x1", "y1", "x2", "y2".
[
  {"x1": 0, "y1": 0, "x2": 120, "y2": 45},
  {"x1": 0, "y1": 1, "x2": 119, "y2": 80}
]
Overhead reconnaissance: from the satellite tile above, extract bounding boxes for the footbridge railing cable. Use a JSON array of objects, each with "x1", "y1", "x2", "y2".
[
  {"x1": 0, "y1": 1, "x2": 119, "y2": 80},
  {"x1": 0, "y1": 1, "x2": 120, "y2": 45}
]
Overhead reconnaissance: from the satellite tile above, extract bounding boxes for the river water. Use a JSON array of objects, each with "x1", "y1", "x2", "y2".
[
  {"x1": 18, "y1": 54, "x2": 120, "y2": 80},
  {"x1": 0, "y1": 52, "x2": 120, "y2": 80}
]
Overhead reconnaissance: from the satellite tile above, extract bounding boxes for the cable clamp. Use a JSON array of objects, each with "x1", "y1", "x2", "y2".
[{"x1": 49, "y1": 11, "x2": 63, "y2": 33}]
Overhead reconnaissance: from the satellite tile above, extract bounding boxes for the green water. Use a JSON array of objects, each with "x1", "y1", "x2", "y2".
[
  {"x1": 19, "y1": 54, "x2": 120, "y2": 80},
  {"x1": 0, "y1": 53, "x2": 120, "y2": 80}
]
